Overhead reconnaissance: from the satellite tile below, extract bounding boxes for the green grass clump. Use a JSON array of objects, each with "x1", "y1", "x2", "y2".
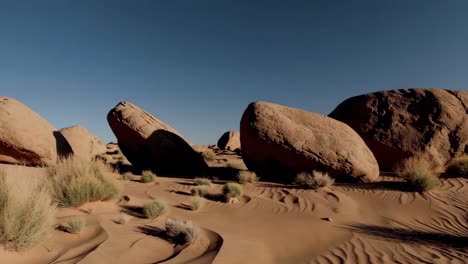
[
  {"x1": 222, "y1": 183, "x2": 243, "y2": 199},
  {"x1": 236, "y1": 171, "x2": 259, "y2": 184},
  {"x1": 143, "y1": 200, "x2": 168, "y2": 219},
  {"x1": 122, "y1": 172, "x2": 134, "y2": 181},
  {"x1": 446, "y1": 155, "x2": 468, "y2": 178},
  {"x1": 396, "y1": 157, "x2": 439, "y2": 192},
  {"x1": 191, "y1": 187, "x2": 210, "y2": 197},
  {"x1": 0, "y1": 170, "x2": 55, "y2": 251},
  {"x1": 141, "y1": 170, "x2": 156, "y2": 183},
  {"x1": 194, "y1": 177, "x2": 211, "y2": 186},
  {"x1": 201, "y1": 150, "x2": 216, "y2": 161},
  {"x1": 165, "y1": 218, "x2": 201, "y2": 245},
  {"x1": 46, "y1": 157, "x2": 119, "y2": 207},
  {"x1": 65, "y1": 217, "x2": 85, "y2": 234},
  {"x1": 191, "y1": 197, "x2": 205, "y2": 211},
  {"x1": 295, "y1": 171, "x2": 334, "y2": 189}
]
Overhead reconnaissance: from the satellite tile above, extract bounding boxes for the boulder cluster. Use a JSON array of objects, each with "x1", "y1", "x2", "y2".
[{"x1": 1, "y1": 88, "x2": 466, "y2": 182}]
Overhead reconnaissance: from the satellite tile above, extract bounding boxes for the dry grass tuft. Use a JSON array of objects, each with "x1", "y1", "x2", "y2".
[
  {"x1": 46, "y1": 157, "x2": 120, "y2": 207},
  {"x1": 201, "y1": 150, "x2": 216, "y2": 161},
  {"x1": 122, "y1": 172, "x2": 134, "y2": 181},
  {"x1": 141, "y1": 170, "x2": 156, "y2": 183},
  {"x1": 191, "y1": 187, "x2": 210, "y2": 197},
  {"x1": 446, "y1": 155, "x2": 468, "y2": 178},
  {"x1": 191, "y1": 197, "x2": 205, "y2": 211},
  {"x1": 165, "y1": 218, "x2": 201, "y2": 245},
  {"x1": 295, "y1": 171, "x2": 334, "y2": 189},
  {"x1": 222, "y1": 182, "x2": 243, "y2": 198},
  {"x1": 65, "y1": 217, "x2": 85, "y2": 234},
  {"x1": 194, "y1": 177, "x2": 211, "y2": 186},
  {"x1": 236, "y1": 171, "x2": 259, "y2": 184},
  {"x1": 0, "y1": 170, "x2": 56, "y2": 251},
  {"x1": 143, "y1": 200, "x2": 169, "y2": 219},
  {"x1": 395, "y1": 157, "x2": 439, "y2": 192},
  {"x1": 227, "y1": 160, "x2": 248, "y2": 170}
]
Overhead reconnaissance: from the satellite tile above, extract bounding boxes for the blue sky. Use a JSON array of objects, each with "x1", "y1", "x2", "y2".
[{"x1": 1, "y1": 1, "x2": 467, "y2": 144}]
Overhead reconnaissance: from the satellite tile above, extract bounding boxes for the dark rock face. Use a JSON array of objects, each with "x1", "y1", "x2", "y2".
[
  {"x1": 329, "y1": 88, "x2": 468, "y2": 170},
  {"x1": 217, "y1": 131, "x2": 240, "y2": 151}
]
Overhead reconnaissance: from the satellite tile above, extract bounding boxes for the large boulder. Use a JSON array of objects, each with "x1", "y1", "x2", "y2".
[
  {"x1": 107, "y1": 101, "x2": 207, "y2": 175},
  {"x1": 240, "y1": 101, "x2": 379, "y2": 182},
  {"x1": 217, "y1": 131, "x2": 241, "y2": 150},
  {"x1": 58, "y1": 125, "x2": 107, "y2": 160},
  {"x1": 0, "y1": 97, "x2": 57, "y2": 166},
  {"x1": 329, "y1": 88, "x2": 468, "y2": 170}
]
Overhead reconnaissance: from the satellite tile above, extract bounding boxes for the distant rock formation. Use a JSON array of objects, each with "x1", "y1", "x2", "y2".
[
  {"x1": 217, "y1": 131, "x2": 240, "y2": 151},
  {"x1": 329, "y1": 88, "x2": 468, "y2": 170},
  {"x1": 107, "y1": 101, "x2": 207, "y2": 175},
  {"x1": 58, "y1": 125, "x2": 107, "y2": 160},
  {"x1": 240, "y1": 101, "x2": 379, "y2": 182}
]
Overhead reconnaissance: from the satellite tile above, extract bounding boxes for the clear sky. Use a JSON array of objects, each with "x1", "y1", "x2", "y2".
[{"x1": 1, "y1": 1, "x2": 467, "y2": 144}]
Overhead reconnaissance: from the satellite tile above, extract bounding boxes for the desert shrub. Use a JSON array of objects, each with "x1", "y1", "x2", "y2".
[
  {"x1": 191, "y1": 197, "x2": 205, "y2": 211},
  {"x1": 222, "y1": 183, "x2": 243, "y2": 198},
  {"x1": 165, "y1": 218, "x2": 201, "y2": 245},
  {"x1": 141, "y1": 170, "x2": 156, "y2": 183},
  {"x1": 143, "y1": 200, "x2": 168, "y2": 219},
  {"x1": 202, "y1": 150, "x2": 216, "y2": 161},
  {"x1": 122, "y1": 172, "x2": 134, "y2": 181},
  {"x1": 0, "y1": 170, "x2": 55, "y2": 251},
  {"x1": 115, "y1": 213, "x2": 130, "y2": 225},
  {"x1": 46, "y1": 157, "x2": 119, "y2": 207},
  {"x1": 236, "y1": 171, "x2": 259, "y2": 184},
  {"x1": 65, "y1": 217, "x2": 85, "y2": 234},
  {"x1": 395, "y1": 157, "x2": 439, "y2": 192},
  {"x1": 194, "y1": 177, "x2": 211, "y2": 186},
  {"x1": 295, "y1": 171, "x2": 334, "y2": 189},
  {"x1": 191, "y1": 187, "x2": 210, "y2": 197},
  {"x1": 227, "y1": 160, "x2": 248, "y2": 170},
  {"x1": 446, "y1": 155, "x2": 468, "y2": 178}
]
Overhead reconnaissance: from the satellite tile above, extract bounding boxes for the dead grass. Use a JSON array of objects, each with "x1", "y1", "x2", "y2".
[
  {"x1": 446, "y1": 155, "x2": 468, "y2": 178},
  {"x1": 46, "y1": 157, "x2": 120, "y2": 207},
  {"x1": 141, "y1": 170, "x2": 156, "y2": 183},
  {"x1": 191, "y1": 197, "x2": 205, "y2": 211},
  {"x1": 295, "y1": 171, "x2": 334, "y2": 189},
  {"x1": 236, "y1": 171, "x2": 259, "y2": 184},
  {"x1": 395, "y1": 157, "x2": 439, "y2": 192},
  {"x1": 201, "y1": 150, "x2": 216, "y2": 161},
  {"x1": 143, "y1": 200, "x2": 169, "y2": 219},
  {"x1": 165, "y1": 218, "x2": 201, "y2": 245},
  {"x1": 122, "y1": 172, "x2": 134, "y2": 181},
  {"x1": 194, "y1": 177, "x2": 211, "y2": 186},
  {"x1": 65, "y1": 217, "x2": 85, "y2": 234},
  {"x1": 0, "y1": 170, "x2": 55, "y2": 251},
  {"x1": 222, "y1": 182, "x2": 243, "y2": 198}
]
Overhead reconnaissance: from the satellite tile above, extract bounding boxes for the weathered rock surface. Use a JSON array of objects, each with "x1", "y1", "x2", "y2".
[
  {"x1": 329, "y1": 88, "x2": 468, "y2": 170},
  {"x1": 240, "y1": 101, "x2": 379, "y2": 182},
  {"x1": 0, "y1": 97, "x2": 57, "y2": 166},
  {"x1": 217, "y1": 131, "x2": 241, "y2": 150},
  {"x1": 107, "y1": 101, "x2": 207, "y2": 175},
  {"x1": 58, "y1": 125, "x2": 107, "y2": 160}
]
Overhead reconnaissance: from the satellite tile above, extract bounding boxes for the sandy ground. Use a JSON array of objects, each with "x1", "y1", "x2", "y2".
[{"x1": 1, "y1": 149, "x2": 467, "y2": 264}]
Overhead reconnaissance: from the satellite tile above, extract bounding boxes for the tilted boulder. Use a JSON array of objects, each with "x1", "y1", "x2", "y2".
[
  {"x1": 240, "y1": 101, "x2": 379, "y2": 182},
  {"x1": 107, "y1": 101, "x2": 207, "y2": 175}
]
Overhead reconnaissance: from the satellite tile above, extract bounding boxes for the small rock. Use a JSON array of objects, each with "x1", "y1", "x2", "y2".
[{"x1": 321, "y1": 217, "x2": 333, "y2": 222}]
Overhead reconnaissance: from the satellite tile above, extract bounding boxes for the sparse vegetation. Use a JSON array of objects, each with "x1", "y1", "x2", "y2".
[
  {"x1": 446, "y1": 155, "x2": 468, "y2": 178},
  {"x1": 237, "y1": 171, "x2": 259, "y2": 184},
  {"x1": 222, "y1": 183, "x2": 243, "y2": 198},
  {"x1": 202, "y1": 149, "x2": 216, "y2": 161},
  {"x1": 165, "y1": 218, "x2": 201, "y2": 245},
  {"x1": 227, "y1": 160, "x2": 248, "y2": 170},
  {"x1": 191, "y1": 187, "x2": 210, "y2": 197},
  {"x1": 115, "y1": 213, "x2": 130, "y2": 225},
  {"x1": 65, "y1": 217, "x2": 85, "y2": 234},
  {"x1": 194, "y1": 177, "x2": 211, "y2": 186},
  {"x1": 191, "y1": 197, "x2": 205, "y2": 211},
  {"x1": 143, "y1": 200, "x2": 168, "y2": 219},
  {"x1": 122, "y1": 172, "x2": 134, "y2": 181},
  {"x1": 0, "y1": 170, "x2": 55, "y2": 251},
  {"x1": 46, "y1": 157, "x2": 120, "y2": 207},
  {"x1": 395, "y1": 157, "x2": 439, "y2": 192},
  {"x1": 141, "y1": 170, "x2": 156, "y2": 183},
  {"x1": 295, "y1": 171, "x2": 334, "y2": 189}
]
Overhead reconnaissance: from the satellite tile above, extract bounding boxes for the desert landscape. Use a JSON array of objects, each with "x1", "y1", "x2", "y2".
[{"x1": 0, "y1": 88, "x2": 466, "y2": 264}]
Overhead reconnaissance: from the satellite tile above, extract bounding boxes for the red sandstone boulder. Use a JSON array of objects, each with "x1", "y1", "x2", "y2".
[
  {"x1": 58, "y1": 125, "x2": 106, "y2": 160},
  {"x1": 240, "y1": 101, "x2": 379, "y2": 182},
  {"x1": 217, "y1": 131, "x2": 241, "y2": 151}
]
